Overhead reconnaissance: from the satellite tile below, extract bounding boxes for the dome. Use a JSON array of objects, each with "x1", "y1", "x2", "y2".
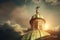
[
  {"x1": 30, "y1": 6, "x2": 46, "y2": 25},
  {"x1": 22, "y1": 30, "x2": 50, "y2": 40},
  {"x1": 21, "y1": 6, "x2": 50, "y2": 40}
]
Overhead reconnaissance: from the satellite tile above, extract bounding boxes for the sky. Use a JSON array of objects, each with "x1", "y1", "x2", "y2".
[{"x1": 0, "y1": 0, "x2": 60, "y2": 31}]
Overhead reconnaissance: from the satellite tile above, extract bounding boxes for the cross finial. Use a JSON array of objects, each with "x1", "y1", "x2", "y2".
[{"x1": 36, "y1": 6, "x2": 40, "y2": 14}]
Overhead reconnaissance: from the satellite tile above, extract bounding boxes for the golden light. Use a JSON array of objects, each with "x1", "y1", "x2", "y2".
[{"x1": 42, "y1": 23, "x2": 50, "y2": 30}]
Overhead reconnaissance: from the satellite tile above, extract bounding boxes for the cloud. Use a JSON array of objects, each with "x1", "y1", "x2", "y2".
[
  {"x1": 10, "y1": 5, "x2": 31, "y2": 28},
  {"x1": 0, "y1": 0, "x2": 26, "y2": 24},
  {"x1": 0, "y1": 0, "x2": 60, "y2": 32},
  {"x1": 32, "y1": 0, "x2": 41, "y2": 4},
  {"x1": 43, "y1": 25, "x2": 60, "y2": 32},
  {"x1": 45, "y1": 0, "x2": 60, "y2": 5},
  {"x1": 0, "y1": 2, "x2": 16, "y2": 24},
  {"x1": 0, "y1": 0, "x2": 33, "y2": 29},
  {"x1": 5, "y1": 20, "x2": 27, "y2": 35}
]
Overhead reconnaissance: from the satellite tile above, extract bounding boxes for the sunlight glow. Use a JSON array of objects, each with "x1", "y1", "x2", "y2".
[{"x1": 42, "y1": 23, "x2": 50, "y2": 30}]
